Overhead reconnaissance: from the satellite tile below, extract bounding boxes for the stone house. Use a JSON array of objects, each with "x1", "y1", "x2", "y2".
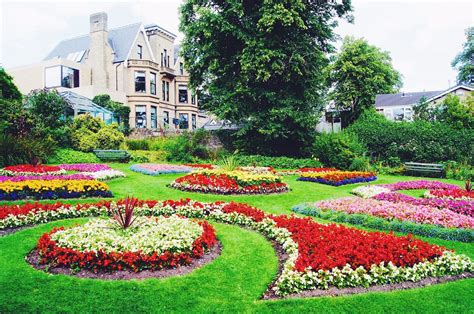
[{"x1": 9, "y1": 12, "x2": 207, "y2": 131}]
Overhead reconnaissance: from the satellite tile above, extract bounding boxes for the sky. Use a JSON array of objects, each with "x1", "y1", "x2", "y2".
[{"x1": 0, "y1": 0, "x2": 473, "y2": 92}]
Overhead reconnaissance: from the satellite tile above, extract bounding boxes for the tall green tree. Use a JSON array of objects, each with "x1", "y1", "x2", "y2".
[
  {"x1": 437, "y1": 93, "x2": 474, "y2": 129},
  {"x1": 328, "y1": 37, "x2": 402, "y2": 126},
  {"x1": 0, "y1": 67, "x2": 22, "y2": 101},
  {"x1": 452, "y1": 27, "x2": 474, "y2": 85},
  {"x1": 180, "y1": 0, "x2": 352, "y2": 156}
]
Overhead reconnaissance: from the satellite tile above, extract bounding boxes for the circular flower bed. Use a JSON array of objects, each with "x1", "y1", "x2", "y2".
[
  {"x1": 131, "y1": 164, "x2": 193, "y2": 176},
  {"x1": 4, "y1": 199, "x2": 471, "y2": 297},
  {"x1": 170, "y1": 169, "x2": 289, "y2": 195},
  {"x1": 37, "y1": 215, "x2": 217, "y2": 272},
  {"x1": 0, "y1": 165, "x2": 66, "y2": 176}
]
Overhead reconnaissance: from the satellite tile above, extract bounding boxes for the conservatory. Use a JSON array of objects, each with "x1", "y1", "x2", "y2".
[{"x1": 59, "y1": 91, "x2": 116, "y2": 124}]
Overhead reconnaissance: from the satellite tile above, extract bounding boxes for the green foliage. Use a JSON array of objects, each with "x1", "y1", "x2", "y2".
[
  {"x1": 129, "y1": 150, "x2": 168, "y2": 163},
  {"x1": 444, "y1": 161, "x2": 473, "y2": 181},
  {"x1": 232, "y1": 154, "x2": 322, "y2": 169},
  {"x1": 312, "y1": 132, "x2": 366, "y2": 169},
  {"x1": 219, "y1": 155, "x2": 239, "y2": 171},
  {"x1": 292, "y1": 205, "x2": 474, "y2": 243},
  {"x1": 0, "y1": 68, "x2": 22, "y2": 101},
  {"x1": 92, "y1": 94, "x2": 130, "y2": 134},
  {"x1": 0, "y1": 97, "x2": 56, "y2": 166},
  {"x1": 70, "y1": 114, "x2": 125, "y2": 152},
  {"x1": 347, "y1": 109, "x2": 474, "y2": 164},
  {"x1": 451, "y1": 27, "x2": 474, "y2": 85},
  {"x1": 180, "y1": 0, "x2": 352, "y2": 156},
  {"x1": 47, "y1": 149, "x2": 100, "y2": 164},
  {"x1": 26, "y1": 89, "x2": 70, "y2": 130},
  {"x1": 436, "y1": 93, "x2": 474, "y2": 129},
  {"x1": 412, "y1": 96, "x2": 436, "y2": 121},
  {"x1": 328, "y1": 37, "x2": 402, "y2": 125},
  {"x1": 126, "y1": 139, "x2": 151, "y2": 151},
  {"x1": 349, "y1": 155, "x2": 372, "y2": 172}
]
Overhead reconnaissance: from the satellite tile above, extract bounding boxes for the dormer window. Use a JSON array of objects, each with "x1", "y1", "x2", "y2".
[{"x1": 137, "y1": 45, "x2": 143, "y2": 59}]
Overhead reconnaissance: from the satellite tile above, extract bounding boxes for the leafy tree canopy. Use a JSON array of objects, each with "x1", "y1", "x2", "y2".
[
  {"x1": 328, "y1": 36, "x2": 402, "y2": 125},
  {"x1": 26, "y1": 89, "x2": 69, "y2": 129},
  {"x1": 180, "y1": 0, "x2": 352, "y2": 156},
  {"x1": 452, "y1": 27, "x2": 474, "y2": 85},
  {"x1": 0, "y1": 67, "x2": 22, "y2": 101},
  {"x1": 437, "y1": 93, "x2": 474, "y2": 129}
]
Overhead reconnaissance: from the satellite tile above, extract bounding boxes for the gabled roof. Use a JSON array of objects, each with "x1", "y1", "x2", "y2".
[
  {"x1": 375, "y1": 90, "x2": 441, "y2": 107},
  {"x1": 44, "y1": 23, "x2": 142, "y2": 63},
  {"x1": 425, "y1": 84, "x2": 474, "y2": 102},
  {"x1": 375, "y1": 84, "x2": 474, "y2": 108}
]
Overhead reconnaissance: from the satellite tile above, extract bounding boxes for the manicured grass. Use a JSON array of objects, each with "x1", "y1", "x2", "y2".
[{"x1": 0, "y1": 163, "x2": 473, "y2": 312}]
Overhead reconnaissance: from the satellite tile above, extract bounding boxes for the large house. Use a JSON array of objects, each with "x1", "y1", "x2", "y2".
[
  {"x1": 315, "y1": 84, "x2": 473, "y2": 132},
  {"x1": 375, "y1": 85, "x2": 473, "y2": 121},
  {"x1": 9, "y1": 12, "x2": 206, "y2": 131}
]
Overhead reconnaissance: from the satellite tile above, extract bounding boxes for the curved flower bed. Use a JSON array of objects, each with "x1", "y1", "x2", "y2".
[
  {"x1": 0, "y1": 174, "x2": 94, "y2": 182},
  {"x1": 374, "y1": 192, "x2": 474, "y2": 217},
  {"x1": 380, "y1": 180, "x2": 461, "y2": 191},
  {"x1": 426, "y1": 189, "x2": 474, "y2": 200},
  {"x1": 298, "y1": 170, "x2": 377, "y2": 186},
  {"x1": 37, "y1": 216, "x2": 217, "y2": 272},
  {"x1": 1, "y1": 165, "x2": 66, "y2": 176},
  {"x1": 313, "y1": 197, "x2": 474, "y2": 229},
  {"x1": 184, "y1": 164, "x2": 215, "y2": 169},
  {"x1": 170, "y1": 169, "x2": 289, "y2": 195},
  {"x1": 59, "y1": 164, "x2": 111, "y2": 172},
  {"x1": 131, "y1": 164, "x2": 193, "y2": 176},
  {"x1": 2, "y1": 199, "x2": 472, "y2": 296},
  {"x1": 0, "y1": 179, "x2": 112, "y2": 201}
]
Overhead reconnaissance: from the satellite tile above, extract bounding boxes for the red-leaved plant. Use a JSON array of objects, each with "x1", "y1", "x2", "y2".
[
  {"x1": 466, "y1": 180, "x2": 472, "y2": 192},
  {"x1": 108, "y1": 196, "x2": 139, "y2": 229}
]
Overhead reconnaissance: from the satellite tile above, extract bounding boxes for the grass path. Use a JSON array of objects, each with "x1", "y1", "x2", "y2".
[{"x1": 0, "y1": 163, "x2": 473, "y2": 312}]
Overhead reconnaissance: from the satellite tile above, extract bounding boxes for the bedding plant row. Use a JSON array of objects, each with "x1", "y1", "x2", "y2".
[
  {"x1": 1, "y1": 199, "x2": 472, "y2": 296},
  {"x1": 295, "y1": 180, "x2": 474, "y2": 242}
]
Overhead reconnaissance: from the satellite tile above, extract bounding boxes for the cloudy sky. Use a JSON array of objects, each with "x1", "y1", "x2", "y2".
[{"x1": 1, "y1": 0, "x2": 472, "y2": 91}]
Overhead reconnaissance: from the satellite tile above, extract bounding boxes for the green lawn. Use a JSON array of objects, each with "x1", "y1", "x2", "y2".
[{"x1": 0, "y1": 163, "x2": 473, "y2": 313}]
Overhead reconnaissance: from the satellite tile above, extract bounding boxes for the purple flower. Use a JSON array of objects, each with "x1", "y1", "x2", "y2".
[{"x1": 59, "y1": 164, "x2": 111, "y2": 172}]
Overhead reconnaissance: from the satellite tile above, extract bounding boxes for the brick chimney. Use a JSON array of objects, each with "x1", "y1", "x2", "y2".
[{"x1": 89, "y1": 12, "x2": 109, "y2": 89}]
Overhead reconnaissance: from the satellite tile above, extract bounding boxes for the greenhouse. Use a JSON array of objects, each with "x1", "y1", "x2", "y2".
[{"x1": 59, "y1": 91, "x2": 116, "y2": 124}]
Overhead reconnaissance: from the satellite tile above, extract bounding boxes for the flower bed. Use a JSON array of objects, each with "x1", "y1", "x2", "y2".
[
  {"x1": 131, "y1": 164, "x2": 193, "y2": 175},
  {"x1": 0, "y1": 165, "x2": 66, "y2": 176},
  {"x1": 170, "y1": 169, "x2": 289, "y2": 195},
  {"x1": 0, "y1": 174, "x2": 94, "y2": 182},
  {"x1": 313, "y1": 197, "x2": 474, "y2": 229},
  {"x1": 352, "y1": 185, "x2": 392, "y2": 198},
  {"x1": 298, "y1": 170, "x2": 377, "y2": 186},
  {"x1": 2, "y1": 199, "x2": 472, "y2": 296},
  {"x1": 374, "y1": 192, "x2": 474, "y2": 217},
  {"x1": 59, "y1": 164, "x2": 111, "y2": 172},
  {"x1": 380, "y1": 180, "x2": 461, "y2": 191},
  {"x1": 78, "y1": 170, "x2": 126, "y2": 181},
  {"x1": 425, "y1": 189, "x2": 474, "y2": 200},
  {"x1": 184, "y1": 164, "x2": 215, "y2": 169},
  {"x1": 37, "y1": 215, "x2": 217, "y2": 272},
  {"x1": 0, "y1": 179, "x2": 112, "y2": 200}
]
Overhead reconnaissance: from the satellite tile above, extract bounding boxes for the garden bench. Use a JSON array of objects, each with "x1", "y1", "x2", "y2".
[
  {"x1": 404, "y1": 162, "x2": 444, "y2": 177},
  {"x1": 93, "y1": 150, "x2": 131, "y2": 163}
]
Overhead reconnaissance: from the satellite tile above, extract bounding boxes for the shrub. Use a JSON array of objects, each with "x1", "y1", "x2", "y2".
[
  {"x1": 126, "y1": 139, "x2": 151, "y2": 150},
  {"x1": 444, "y1": 161, "x2": 473, "y2": 181},
  {"x1": 232, "y1": 154, "x2": 322, "y2": 169},
  {"x1": 312, "y1": 132, "x2": 366, "y2": 169},
  {"x1": 130, "y1": 150, "x2": 168, "y2": 163},
  {"x1": 47, "y1": 149, "x2": 100, "y2": 164},
  {"x1": 347, "y1": 109, "x2": 474, "y2": 164},
  {"x1": 70, "y1": 115, "x2": 124, "y2": 152},
  {"x1": 349, "y1": 155, "x2": 372, "y2": 171}
]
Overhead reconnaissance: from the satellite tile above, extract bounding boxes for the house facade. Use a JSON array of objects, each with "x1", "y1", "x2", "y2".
[
  {"x1": 9, "y1": 12, "x2": 204, "y2": 131},
  {"x1": 375, "y1": 85, "x2": 473, "y2": 121}
]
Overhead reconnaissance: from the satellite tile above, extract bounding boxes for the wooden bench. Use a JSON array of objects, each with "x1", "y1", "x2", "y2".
[
  {"x1": 404, "y1": 162, "x2": 444, "y2": 177},
  {"x1": 93, "y1": 150, "x2": 131, "y2": 163}
]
